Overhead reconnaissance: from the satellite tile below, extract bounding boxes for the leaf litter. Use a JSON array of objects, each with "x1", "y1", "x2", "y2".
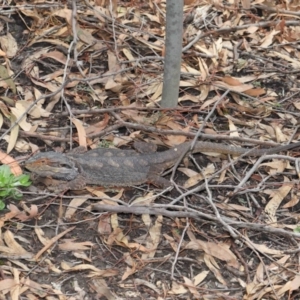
[{"x1": 0, "y1": 0, "x2": 300, "y2": 299}]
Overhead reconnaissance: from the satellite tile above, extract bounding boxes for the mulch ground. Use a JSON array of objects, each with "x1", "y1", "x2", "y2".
[{"x1": 1, "y1": 0, "x2": 300, "y2": 299}]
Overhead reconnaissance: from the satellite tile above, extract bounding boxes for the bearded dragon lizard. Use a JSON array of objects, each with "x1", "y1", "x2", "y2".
[{"x1": 24, "y1": 141, "x2": 300, "y2": 191}]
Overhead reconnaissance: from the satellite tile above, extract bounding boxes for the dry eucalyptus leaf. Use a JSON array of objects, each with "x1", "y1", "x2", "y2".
[
  {"x1": 0, "y1": 150, "x2": 22, "y2": 175},
  {"x1": 7, "y1": 114, "x2": 19, "y2": 154},
  {"x1": 0, "y1": 33, "x2": 18, "y2": 58}
]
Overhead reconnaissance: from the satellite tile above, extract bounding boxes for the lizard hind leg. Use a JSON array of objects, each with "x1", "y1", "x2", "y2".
[
  {"x1": 147, "y1": 174, "x2": 172, "y2": 188},
  {"x1": 147, "y1": 165, "x2": 172, "y2": 188}
]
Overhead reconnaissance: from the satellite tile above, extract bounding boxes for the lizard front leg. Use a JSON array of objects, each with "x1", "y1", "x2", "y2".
[{"x1": 43, "y1": 175, "x2": 87, "y2": 192}]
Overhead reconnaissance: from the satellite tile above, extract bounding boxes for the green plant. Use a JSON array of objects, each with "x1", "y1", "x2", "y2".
[
  {"x1": 0, "y1": 165, "x2": 31, "y2": 209},
  {"x1": 98, "y1": 140, "x2": 114, "y2": 148},
  {"x1": 294, "y1": 226, "x2": 300, "y2": 233}
]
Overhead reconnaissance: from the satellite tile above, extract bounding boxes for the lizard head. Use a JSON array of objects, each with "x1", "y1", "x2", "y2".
[{"x1": 25, "y1": 152, "x2": 79, "y2": 181}]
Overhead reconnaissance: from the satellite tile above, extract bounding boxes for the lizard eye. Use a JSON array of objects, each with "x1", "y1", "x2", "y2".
[{"x1": 59, "y1": 163, "x2": 72, "y2": 169}]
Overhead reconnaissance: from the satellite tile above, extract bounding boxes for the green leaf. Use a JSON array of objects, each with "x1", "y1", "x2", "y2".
[
  {"x1": 0, "y1": 165, "x2": 32, "y2": 200},
  {"x1": 0, "y1": 165, "x2": 12, "y2": 177},
  {"x1": 294, "y1": 226, "x2": 300, "y2": 233},
  {"x1": 0, "y1": 65, "x2": 16, "y2": 94},
  {"x1": 14, "y1": 174, "x2": 31, "y2": 186},
  {"x1": 0, "y1": 201, "x2": 5, "y2": 210},
  {"x1": 0, "y1": 190, "x2": 10, "y2": 197},
  {"x1": 11, "y1": 189, "x2": 22, "y2": 199}
]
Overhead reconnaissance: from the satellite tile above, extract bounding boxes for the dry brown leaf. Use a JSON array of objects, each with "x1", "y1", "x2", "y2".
[
  {"x1": 282, "y1": 193, "x2": 299, "y2": 208},
  {"x1": 198, "y1": 57, "x2": 209, "y2": 80},
  {"x1": 181, "y1": 64, "x2": 201, "y2": 75},
  {"x1": 63, "y1": 263, "x2": 118, "y2": 277},
  {"x1": 21, "y1": 48, "x2": 50, "y2": 72},
  {"x1": 121, "y1": 261, "x2": 137, "y2": 281},
  {"x1": 244, "y1": 88, "x2": 266, "y2": 96},
  {"x1": 183, "y1": 163, "x2": 215, "y2": 188},
  {"x1": 225, "y1": 103, "x2": 269, "y2": 117},
  {"x1": 35, "y1": 226, "x2": 75, "y2": 261},
  {"x1": 203, "y1": 254, "x2": 227, "y2": 286},
  {"x1": 289, "y1": 275, "x2": 300, "y2": 293},
  {"x1": 91, "y1": 279, "x2": 118, "y2": 300},
  {"x1": 65, "y1": 197, "x2": 89, "y2": 219},
  {"x1": 214, "y1": 80, "x2": 253, "y2": 92},
  {"x1": 7, "y1": 204, "x2": 36, "y2": 223},
  {"x1": 88, "y1": 190, "x2": 123, "y2": 233},
  {"x1": 222, "y1": 76, "x2": 242, "y2": 86},
  {"x1": 11, "y1": 268, "x2": 20, "y2": 300},
  {"x1": 18, "y1": 100, "x2": 51, "y2": 119},
  {"x1": 179, "y1": 79, "x2": 197, "y2": 87},
  {"x1": 183, "y1": 276, "x2": 200, "y2": 298},
  {"x1": 186, "y1": 230, "x2": 239, "y2": 268},
  {"x1": 97, "y1": 214, "x2": 112, "y2": 235},
  {"x1": 0, "y1": 101, "x2": 10, "y2": 118},
  {"x1": 255, "y1": 262, "x2": 264, "y2": 282},
  {"x1": 4, "y1": 230, "x2": 30, "y2": 255},
  {"x1": 293, "y1": 102, "x2": 300, "y2": 111},
  {"x1": 6, "y1": 115, "x2": 19, "y2": 154},
  {"x1": 265, "y1": 177, "x2": 292, "y2": 223},
  {"x1": 257, "y1": 122, "x2": 276, "y2": 137},
  {"x1": 11, "y1": 103, "x2": 32, "y2": 131},
  {"x1": 40, "y1": 69, "x2": 64, "y2": 81},
  {"x1": 168, "y1": 281, "x2": 188, "y2": 295},
  {"x1": 164, "y1": 234, "x2": 179, "y2": 252},
  {"x1": 135, "y1": 36, "x2": 163, "y2": 51},
  {"x1": 260, "y1": 160, "x2": 288, "y2": 174},
  {"x1": 250, "y1": 241, "x2": 283, "y2": 255},
  {"x1": 53, "y1": 7, "x2": 72, "y2": 24},
  {"x1": 72, "y1": 118, "x2": 87, "y2": 148},
  {"x1": 228, "y1": 118, "x2": 239, "y2": 137},
  {"x1": 30, "y1": 77, "x2": 59, "y2": 92},
  {"x1": 216, "y1": 203, "x2": 250, "y2": 211},
  {"x1": 150, "y1": 82, "x2": 163, "y2": 102},
  {"x1": 34, "y1": 227, "x2": 49, "y2": 247},
  {"x1": 142, "y1": 215, "x2": 162, "y2": 259},
  {"x1": 45, "y1": 93, "x2": 61, "y2": 112},
  {"x1": 41, "y1": 50, "x2": 68, "y2": 65},
  {"x1": 241, "y1": 0, "x2": 250, "y2": 9},
  {"x1": 260, "y1": 29, "x2": 280, "y2": 48},
  {"x1": 132, "y1": 192, "x2": 156, "y2": 206},
  {"x1": 112, "y1": 135, "x2": 133, "y2": 147},
  {"x1": 200, "y1": 94, "x2": 221, "y2": 110},
  {"x1": 122, "y1": 48, "x2": 135, "y2": 61},
  {"x1": 0, "y1": 150, "x2": 22, "y2": 175},
  {"x1": 0, "y1": 207, "x2": 22, "y2": 228},
  {"x1": 107, "y1": 50, "x2": 120, "y2": 72},
  {"x1": 193, "y1": 271, "x2": 209, "y2": 285},
  {"x1": 0, "y1": 279, "x2": 17, "y2": 293},
  {"x1": 29, "y1": 37, "x2": 70, "y2": 49},
  {"x1": 165, "y1": 126, "x2": 190, "y2": 146},
  {"x1": 198, "y1": 83, "x2": 210, "y2": 101},
  {"x1": 0, "y1": 32, "x2": 18, "y2": 58},
  {"x1": 107, "y1": 228, "x2": 129, "y2": 247},
  {"x1": 105, "y1": 77, "x2": 122, "y2": 92},
  {"x1": 0, "y1": 113, "x2": 3, "y2": 130},
  {"x1": 59, "y1": 239, "x2": 94, "y2": 251},
  {"x1": 179, "y1": 167, "x2": 198, "y2": 178},
  {"x1": 269, "y1": 51, "x2": 300, "y2": 68},
  {"x1": 85, "y1": 114, "x2": 110, "y2": 136},
  {"x1": 76, "y1": 26, "x2": 96, "y2": 45}
]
